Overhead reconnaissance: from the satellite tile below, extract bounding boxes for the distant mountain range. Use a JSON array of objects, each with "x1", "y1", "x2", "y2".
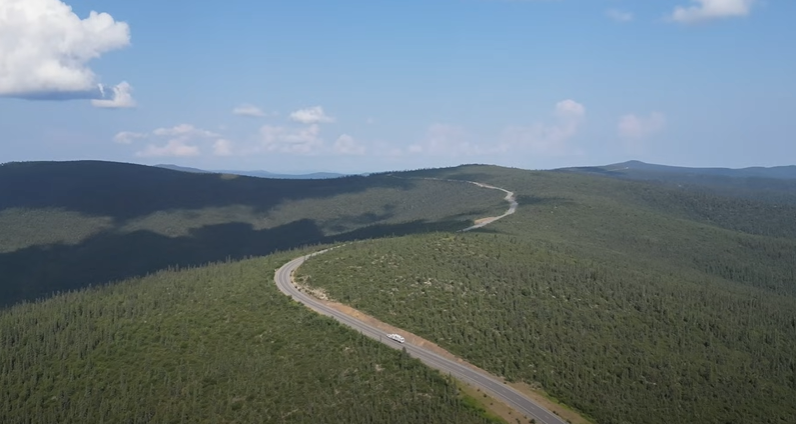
[
  {"x1": 555, "y1": 160, "x2": 796, "y2": 205},
  {"x1": 557, "y1": 160, "x2": 796, "y2": 180},
  {"x1": 156, "y1": 164, "x2": 348, "y2": 179}
]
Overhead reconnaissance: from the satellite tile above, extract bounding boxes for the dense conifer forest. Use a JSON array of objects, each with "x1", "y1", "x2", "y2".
[
  {"x1": 0, "y1": 249, "x2": 503, "y2": 424},
  {"x1": 299, "y1": 233, "x2": 796, "y2": 424},
  {"x1": 4, "y1": 161, "x2": 795, "y2": 424},
  {"x1": 0, "y1": 161, "x2": 505, "y2": 306},
  {"x1": 297, "y1": 165, "x2": 796, "y2": 424}
]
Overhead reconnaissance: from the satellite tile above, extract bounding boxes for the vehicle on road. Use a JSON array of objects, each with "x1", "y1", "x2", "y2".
[{"x1": 386, "y1": 333, "x2": 405, "y2": 343}]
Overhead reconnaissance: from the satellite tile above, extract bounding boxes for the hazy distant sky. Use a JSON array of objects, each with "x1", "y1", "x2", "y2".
[{"x1": 1, "y1": 0, "x2": 794, "y2": 173}]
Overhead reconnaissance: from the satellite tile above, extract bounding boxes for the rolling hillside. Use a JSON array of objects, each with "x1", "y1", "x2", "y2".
[
  {"x1": 556, "y1": 160, "x2": 796, "y2": 205},
  {"x1": 560, "y1": 160, "x2": 796, "y2": 180},
  {"x1": 0, "y1": 249, "x2": 503, "y2": 424},
  {"x1": 298, "y1": 165, "x2": 796, "y2": 424},
  {"x1": 0, "y1": 160, "x2": 506, "y2": 306},
  {"x1": 156, "y1": 163, "x2": 348, "y2": 179},
  {"x1": 4, "y1": 161, "x2": 796, "y2": 424}
]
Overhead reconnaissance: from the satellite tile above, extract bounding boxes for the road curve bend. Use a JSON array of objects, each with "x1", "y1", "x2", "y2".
[
  {"x1": 273, "y1": 181, "x2": 567, "y2": 424},
  {"x1": 387, "y1": 175, "x2": 518, "y2": 231},
  {"x1": 274, "y1": 251, "x2": 566, "y2": 424},
  {"x1": 459, "y1": 181, "x2": 518, "y2": 231}
]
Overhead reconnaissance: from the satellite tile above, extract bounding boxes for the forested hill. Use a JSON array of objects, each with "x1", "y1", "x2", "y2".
[
  {"x1": 0, "y1": 250, "x2": 503, "y2": 424},
  {"x1": 0, "y1": 160, "x2": 368, "y2": 216},
  {"x1": 555, "y1": 160, "x2": 796, "y2": 204},
  {"x1": 154, "y1": 163, "x2": 348, "y2": 179},
  {"x1": 562, "y1": 160, "x2": 796, "y2": 180},
  {"x1": 0, "y1": 160, "x2": 507, "y2": 307},
  {"x1": 299, "y1": 164, "x2": 796, "y2": 424}
]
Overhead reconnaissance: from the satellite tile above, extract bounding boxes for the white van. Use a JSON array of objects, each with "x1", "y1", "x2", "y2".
[{"x1": 386, "y1": 333, "x2": 405, "y2": 343}]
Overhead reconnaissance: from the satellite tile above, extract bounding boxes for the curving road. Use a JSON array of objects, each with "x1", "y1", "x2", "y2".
[
  {"x1": 459, "y1": 181, "x2": 518, "y2": 232},
  {"x1": 273, "y1": 181, "x2": 568, "y2": 424},
  {"x1": 387, "y1": 175, "x2": 519, "y2": 231},
  {"x1": 275, "y1": 251, "x2": 566, "y2": 424}
]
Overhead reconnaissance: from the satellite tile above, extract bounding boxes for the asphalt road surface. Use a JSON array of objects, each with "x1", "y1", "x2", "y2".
[{"x1": 274, "y1": 249, "x2": 568, "y2": 424}]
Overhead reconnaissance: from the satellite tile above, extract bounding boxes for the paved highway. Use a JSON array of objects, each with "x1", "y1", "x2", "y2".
[{"x1": 274, "y1": 249, "x2": 567, "y2": 424}]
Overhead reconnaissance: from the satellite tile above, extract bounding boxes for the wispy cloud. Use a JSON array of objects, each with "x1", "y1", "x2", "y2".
[
  {"x1": 113, "y1": 131, "x2": 147, "y2": 144},
  {"x1": 152, "y1": 124, "x2": 219, "y2": 138},
  {"x1": 259, "y1": 124, "x2": 325, "y2": 155},
  {"x1": 618, "y1": 112, "x2": 667, "y2": 139},
  {"x1": 289, "y1": 106, "x2": 335, "y2": 124},
  {"x1": 497, "y1": 99, "x2": 587, "y2": 156},
  {"x1": 114, "y1": 124, "x2": 227, "y2": 157},
  {"x1": 232, "y1": 104, "x2": 269, "y2": 118},
  {"x1": 400, "y1": 100, "x2": 587, "y2": 158},
  {"x1": 407, "y1": 124, "x2": 484, "y2": 156},
  {"x1": 92, "y1": 82, "x2": 136, "y2": 109},
  {"x1": 606, "y1": 9, "x2": 634, "y2": 23},
  {"x1": 334, "y1": 134, "x2": 366, "y2": 155},
  {"x1": 212, "y1": 139, "x2": 234, "y2": 156},
  {"x1": 669, "y1": 0, "x2": 757, "y2": 24},
  {"x1": 136, "y1": 140, "x2": 201, "y2": 158}
]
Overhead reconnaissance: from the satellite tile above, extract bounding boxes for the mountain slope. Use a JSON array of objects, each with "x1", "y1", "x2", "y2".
[
  {"x1": 5, "y1": 161, "x2": 796, "y2": 423},
  {"x1": 155, "y1": 163, "x2": 348, "y2": 179},
  {"x1": 556, "y1": 160, "x2": 796, "y2": 205},
  {"x1": 216, "y1": 170, "x2": 348, "y2": 179},
  {"x1": 560, "y1": 160, "x2": 796, "y2": 180},
  {"x1": 154, "y1": 164, "x2": 213, "y2": 173},
  {"x1": 0, "y1": 249, "x2": 502, "y2": 424},
  {"x1": 0, "y1": 160, "x2": 506, "y2": 306},
  {"x1": 295, "y1": 164, "x2": 796, "y2": 424}
]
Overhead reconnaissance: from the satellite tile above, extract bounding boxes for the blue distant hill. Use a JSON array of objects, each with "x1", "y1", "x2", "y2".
[
  {"x1": 557, "y1": 160, "x2": 796, "y2": 180},
  {"x1": 156, "y1": 164, "x2": 348, "y2": 179},
  {"x1": 555, "y1": 160, "x2": 796, "y2": 205}
]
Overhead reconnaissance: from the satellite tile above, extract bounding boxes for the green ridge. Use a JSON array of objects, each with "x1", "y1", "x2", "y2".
[
  {"x1": 297, "y1": 165, "x2": 796, "y2": 424},
  {"x1": 0, "y1": 250, "x2": 502, "y2": 424}
]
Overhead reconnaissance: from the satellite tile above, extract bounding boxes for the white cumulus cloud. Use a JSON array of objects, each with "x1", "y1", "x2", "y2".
[
  {"x1": 670, "y1": 0, "x2": 757, "y2": 23},
  {"x1": 232, "y1": 104, "x2": 268, "y2": 117},
  {"x1": 289, "y1": 106, "x2": 335, "y2": 124},
  {"x1": 0, "y1": 0, "x2": 133, "y2": 105},
  {"x1": 618, "y1": 112, "x2": 667, "y2": 139}
]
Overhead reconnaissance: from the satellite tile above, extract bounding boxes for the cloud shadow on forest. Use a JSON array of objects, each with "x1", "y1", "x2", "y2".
[
  {"x1": 0, "y1": 216, "x2": 469, "y2": 308},
  {"x1": 0, "y1": 161, "x2": 419, "y2": 222}
]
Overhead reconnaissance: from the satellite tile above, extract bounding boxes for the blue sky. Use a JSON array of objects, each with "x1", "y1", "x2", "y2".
[{"x1": 1, "y1": 0, "x2": 794, "y2": 173}]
